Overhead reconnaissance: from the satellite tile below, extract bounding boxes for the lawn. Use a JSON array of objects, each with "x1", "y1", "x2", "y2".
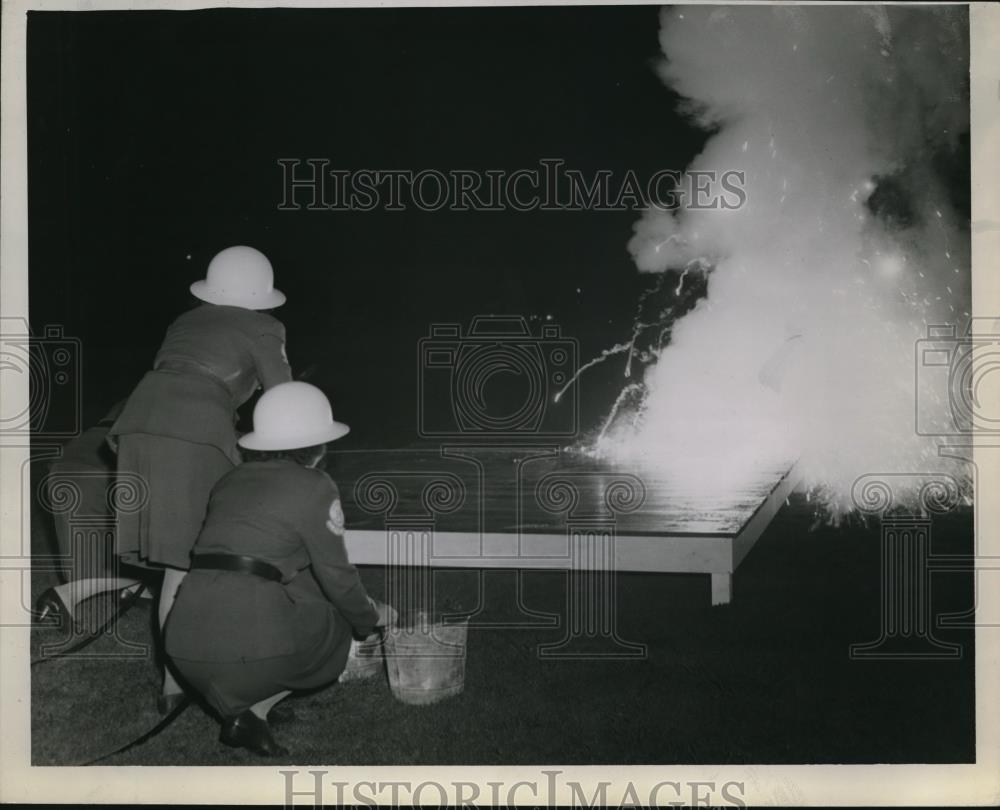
[{"x1": 30, "y1": 494, "x2": 975, "y2": 766}]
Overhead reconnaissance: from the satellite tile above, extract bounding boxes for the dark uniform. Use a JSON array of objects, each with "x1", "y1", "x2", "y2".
[
  {"x1": 46, "y1": 402, "x2": 123, "y2": 583},
  {"x1": 164, "y1": 460, "x2": 379, "y2": 717},
  {"x1": 110, "y1": 305, "x2": 292, "y2": 569}
]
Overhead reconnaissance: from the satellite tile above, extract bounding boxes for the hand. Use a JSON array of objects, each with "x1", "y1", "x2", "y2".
[{"x1": 368, "y1": 596, "x2": 398, "y2": 627}]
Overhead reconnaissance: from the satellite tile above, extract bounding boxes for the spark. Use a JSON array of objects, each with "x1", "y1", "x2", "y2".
[
  {"x1": 596, "y1": 383, "x2": 647, "y2": 444},
  {"x1": 653, "y1": 234, "x2": 680, "y2": 253},
  {"x1": 553, "y1": 342, "x2": 633, "y2": 403},
  {"x1": 675, "y1": 267, "x2": 689, "y2": 296}
]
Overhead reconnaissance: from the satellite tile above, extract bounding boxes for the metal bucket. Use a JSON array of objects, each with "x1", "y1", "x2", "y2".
[
  {"x1": 384, "y1": 615, "x2": 469, "y2": 706},
  {"x1": 340, "y1": 632, "x2": 385, "y2": 683}
]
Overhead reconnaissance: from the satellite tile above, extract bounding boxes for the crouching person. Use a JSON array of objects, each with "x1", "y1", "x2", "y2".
[{"x1": 164, "y1": 382, "x2": 395, "y2": 757}]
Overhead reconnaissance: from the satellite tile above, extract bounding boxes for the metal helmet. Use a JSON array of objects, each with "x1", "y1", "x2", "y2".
[
  {"x1": 238, "y1": 382, "x2": 350, "y2": 451},
  {"x1": 190, "y1": 246, "x2": 286, "y2": 310}
]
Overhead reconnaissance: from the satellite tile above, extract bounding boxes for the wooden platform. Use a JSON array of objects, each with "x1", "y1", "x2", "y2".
[{"x1": 332, "y1": 446, "x2": 798, "y2": 605}]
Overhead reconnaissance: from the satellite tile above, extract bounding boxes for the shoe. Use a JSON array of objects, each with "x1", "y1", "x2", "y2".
[
  {"x1": 220, "y1": 710, "x2": 289, "y2": 757},
  {"x1": 267, "y1": 703, "x2": 297, "y2": 726},
  {"x1": 118, "y1": 584, "x2": 151, "y2": 603},
  {"x1": 156, "y1": 691, "x2": 187, "y2": 716},
  {"x1": 35, "y1": 588, "x2": 76, "y2": 629}
]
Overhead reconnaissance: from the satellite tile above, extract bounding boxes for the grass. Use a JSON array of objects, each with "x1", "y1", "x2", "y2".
[{"x1": 30, "y1": 494, "x2": 975, "y2": 766}]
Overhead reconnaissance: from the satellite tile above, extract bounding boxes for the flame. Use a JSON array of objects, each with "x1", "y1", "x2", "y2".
[{"x1": 589, "y1": 5, "x2": 972, "y2": 520}]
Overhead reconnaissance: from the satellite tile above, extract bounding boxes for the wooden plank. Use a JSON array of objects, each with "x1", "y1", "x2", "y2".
[
  {"x1": 335, "y1": 448, "x2": 797, "y2": 590},
  {"x1": 730, "y1": 461, "x2": 800, "y2": 570},
  {"x1": 330, "y1": 446, "x2": 795, "y2": 538}
]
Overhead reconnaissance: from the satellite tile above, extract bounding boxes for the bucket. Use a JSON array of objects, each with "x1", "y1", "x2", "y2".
[
  {"x1": 339, "y1": 632, "x2": 385, "y2": 683},
  {"x1": 383, "y1": 614, "x2": 469, "y2": 706}
]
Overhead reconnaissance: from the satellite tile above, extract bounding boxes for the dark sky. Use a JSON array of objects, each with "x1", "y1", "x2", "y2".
[{"x1": 27, "y1": 6, "x2": 710, "y2": 448}]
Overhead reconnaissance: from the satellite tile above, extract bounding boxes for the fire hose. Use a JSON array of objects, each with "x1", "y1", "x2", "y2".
[
  {"x1": 80, "y1": 694, "x2": 191, "y2": 766},
  {"x1": 30, "y1": 583, "x2": 149, "y2": 667},
  {"x1": 32, "y1": 583, "x2": 195, "y2": 764}
]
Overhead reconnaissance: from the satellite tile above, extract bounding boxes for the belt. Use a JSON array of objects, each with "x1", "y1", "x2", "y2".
[
  {"x1": 190, "y1": 553, "x2": 284, "y2": 583},
  {"x1": 154, "y1": 361, "x2": 234, "y2": 399}
]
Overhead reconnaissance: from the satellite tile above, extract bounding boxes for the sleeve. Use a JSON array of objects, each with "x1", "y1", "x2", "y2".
[
  {"x1": 251, "y1": 316, "x2": 293, "y2": 390},
  {"x1": 299, "y1": 475, "x2": 379, "y2": 636}
]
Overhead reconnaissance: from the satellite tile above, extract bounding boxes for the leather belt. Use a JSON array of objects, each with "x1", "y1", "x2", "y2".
[
  {"x1": 154, "y1": 360, "x2": 233, "y2": 398},
  {"x1": 190, "y1": 553, "x2": 284, "y2": 583}
]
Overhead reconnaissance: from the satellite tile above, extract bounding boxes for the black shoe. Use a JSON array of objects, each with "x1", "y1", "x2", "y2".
[
  {"x1": 156, "y1": 691, "x2": 187, "y2": 716},
  {"x1": 35, "y1": 588, "x2": 76, "y2": 629},
  {"x1": 220, "y1": 710, "x2": 289, "y2": 757}
]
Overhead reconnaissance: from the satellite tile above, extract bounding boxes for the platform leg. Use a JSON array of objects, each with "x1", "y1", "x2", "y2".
[{"x1": 711, "y1": 573, "x2": 732, "y2": 606}]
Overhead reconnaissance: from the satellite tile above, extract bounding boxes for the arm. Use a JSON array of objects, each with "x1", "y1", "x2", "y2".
[
  {"x1": 299, "y1": 476, "x2": 380, "y2": 637},
  {"x1": 252, "y1": 318, "x2": 294, "y2": 390}
]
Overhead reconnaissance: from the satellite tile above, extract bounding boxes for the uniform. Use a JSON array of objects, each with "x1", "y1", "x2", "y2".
[
  {"x1": 46, "y1": 403, "x2": 123, "y2": 583},
  {"x1": 165, "y1": 459, "x2": 379, "y2": 717},
  {"x1": 110, "y1": 304, "x2": 292, "y2": 569}
]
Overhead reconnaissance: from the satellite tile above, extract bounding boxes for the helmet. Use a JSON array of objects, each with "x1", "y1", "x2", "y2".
[
  {"x1": 190, "y1": 246, "x2": 286, "y2": 310},
  {"x1": 238, "y1": 382, "x2": 350, "y2": 451}
]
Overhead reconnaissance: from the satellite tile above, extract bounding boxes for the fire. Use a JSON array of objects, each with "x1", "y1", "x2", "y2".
[{"x1": 584, "y1": 5, "x2": 972, "y2": 520}]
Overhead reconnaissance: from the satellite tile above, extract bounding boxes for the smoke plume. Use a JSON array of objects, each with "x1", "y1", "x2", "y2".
[{"x1": 605, "y1": 5, "x2": 971, "y2": 518}]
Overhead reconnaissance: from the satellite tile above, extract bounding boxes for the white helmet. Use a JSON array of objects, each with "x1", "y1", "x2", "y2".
[
  {"x1": 238, "y1": 381, "x2": 350, "y2": 451},
  {"x1": 190, "y1": 246, "x2": 286, "y2": 310}
]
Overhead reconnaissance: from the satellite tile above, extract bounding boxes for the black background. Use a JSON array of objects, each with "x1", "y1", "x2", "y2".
[{"x1": 28, "y1": 6, "x2": 709, "y2": 447}]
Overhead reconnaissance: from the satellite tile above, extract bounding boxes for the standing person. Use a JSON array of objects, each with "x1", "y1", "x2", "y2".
[
  {"x1": 165, "y1": 382, "x2": 396, "y2": 757},
  {"x1": 110, "y1": 245, "x2": 293, "y2": 713}
]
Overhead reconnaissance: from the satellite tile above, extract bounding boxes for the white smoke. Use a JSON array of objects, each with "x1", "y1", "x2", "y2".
[{"x1": 604, "y1": 5, "x2": 971, "y2": 518}]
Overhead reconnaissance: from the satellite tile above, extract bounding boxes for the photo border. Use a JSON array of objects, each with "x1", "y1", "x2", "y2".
[{"x1": 2, "y1": 0, "x2": 998, "y2": 804}]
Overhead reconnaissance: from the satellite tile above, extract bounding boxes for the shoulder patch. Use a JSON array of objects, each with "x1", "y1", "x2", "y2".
[{"x1": 326, "y1": 498, "x2": 345, "y2": 535}]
